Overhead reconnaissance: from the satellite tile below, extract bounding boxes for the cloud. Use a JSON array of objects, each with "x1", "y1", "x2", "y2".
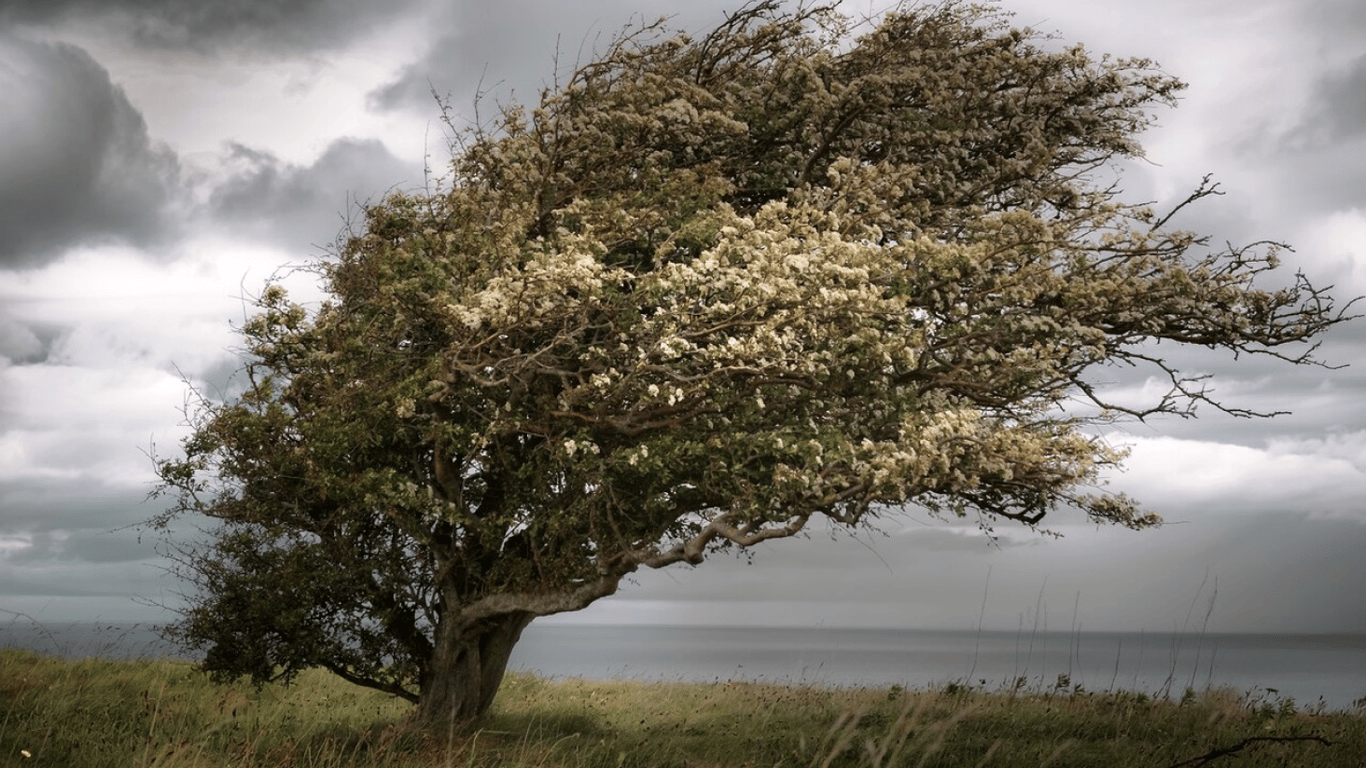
[
  {"x1": 1104, "y1": 434, "x2": 1366, "y2": 521},
  {"x1": 208, "y1": 138, "x2": 423, "y2": 254},
  {"x1": 0, "y1": 239, "x2": 309, "y2": 379},
  {"x1": 1299, "y1": 55, "x2": 1366, "y2": 145},
  {"x1": 0, "y1": 0, "x2": 422, "y2": 54},
  {"x1": 0, "y1": 527, "x2": 153, "y2": 567},
  {"x1": 0, "y1": 313, "x2": 49, "y2": 364},
  {"x1": 568, "y1": 507, "x2": 1366, "y2": 633},
  {"x1": 370, "y1": 0, "x2": 733, "y2": 114},
  {"x1": 0, "y1": 474, "x2": 156, "y2": 539},
  {"x1": 0, "y1": 35, "x2": 183, "y2": 269},
  {"x1": 0, "y1": 566, "x2": 151, "y2": 598},
  {"x1": 1301, "y1": 0, "x2": 1366, "y2": 44},
  {"x1": 0, "y1": 467, "x2": 179, "y2": 615},
  {"x1": 0, "y1": 364, "x2": 188, "y2": 489}
]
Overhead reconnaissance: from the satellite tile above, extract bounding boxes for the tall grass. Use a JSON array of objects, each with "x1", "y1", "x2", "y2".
[{"x1": 3, "y1": 648, "x2": 1361, "y2": 767}]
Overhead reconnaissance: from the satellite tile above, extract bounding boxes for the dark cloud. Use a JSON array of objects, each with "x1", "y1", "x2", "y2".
[
  {"x1": 0, "y1": 571, "x2": 139, "y2": 598},
  {"x1": 1294, "y1": 55, "x2": 1366, "y2": 147},
  {"x1": 208, "y1": 138, "x2": 422, "y2": 254},
  {"x1": 0, "y1": 0, "x2": 421, "y2": 53},
  {"x1": 0, "y1": 35, "x2": 183, "y2": 269},
  {"x1": 1267, "y1": 12, "x2": 1366, "y2": 209},
  {"x1": 0, "y1": 315, "x2": 49, "y2": 364},
  {"x1": 1, "y1": 528, "x2": 153, "y2": 567},
  {"x1": 192, "y1": 354, "x2": 250, "y2": 404},
  {"x1": 1185, "y1": 514, "x2": 1366, "y2": 634},
  {"x1": 0, "y1": 314, "x2": 64, "y2": 367},
  {"x1": 0, "y1": 478, "x2": 152, "y2": 533},
  {"x1": 370, "y1": 1, "x2": 726, "y2": 114},
  {"x1": 0, "y1": 481, "x2": 162, "y2": 602}
]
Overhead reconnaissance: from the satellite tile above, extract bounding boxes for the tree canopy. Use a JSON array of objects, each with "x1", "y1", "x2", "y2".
[{"x1": 152, "y1": 0, "x2": 1355, "y2": 725}]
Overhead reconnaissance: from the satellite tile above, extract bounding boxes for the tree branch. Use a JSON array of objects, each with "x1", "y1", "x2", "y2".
[{"x1": 1163, "y1": 734, "x2": 1334, "y2": 768}]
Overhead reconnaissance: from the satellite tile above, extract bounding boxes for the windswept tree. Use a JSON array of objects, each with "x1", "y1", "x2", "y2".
[{"x1": 153, "y1": 1, "x2": 1354, "y2": 725}]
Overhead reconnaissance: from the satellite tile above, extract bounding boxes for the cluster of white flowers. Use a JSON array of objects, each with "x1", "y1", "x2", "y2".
[
  {"x1": 563, "y1": 439, "x2": 600, "y2": 457},
  {"x1": 448, "y1": 243, "x2": 628, "y2": 331},
  {"x1": 626, "y1": 445, "x2": 650, "y2": 466},
  {"x1": 655, "y1": 335, "x2": 693, "y2": 360}
]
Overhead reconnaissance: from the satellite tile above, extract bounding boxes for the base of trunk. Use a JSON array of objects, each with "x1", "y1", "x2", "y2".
[{"x1": 412, "y1": 612, "x2": 534, "y2": 726}]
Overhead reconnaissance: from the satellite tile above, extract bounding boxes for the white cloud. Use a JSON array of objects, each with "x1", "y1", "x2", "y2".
[
  {"x1": 0, "y1": 366, "x2": 189, "y2": 485},
  {"x1": 1267, "y1": 430, "x2": 1366, "y2": 472},
  {"x1": 1295, "y1": 208, "x2": 1366, "y2": 295},
  {"x1": 1, "y1": 240, "x2": 325, "y2": 364},
  {"x1": 54, "y1": 11, "x2": 435, "y2": 166},
  {"x1": 0, "y1": 239, "x2": 330, "y2": 491},
  {"x1": 1105, "y1": 435, "x2": 1365, "y2": 520}
]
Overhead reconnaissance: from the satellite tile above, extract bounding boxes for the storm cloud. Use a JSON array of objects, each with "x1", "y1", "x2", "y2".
[
  {"x1": 208, "y1": 138, "x2": 423, "y2": 254},
  {"x1": 0, "y1": 0, "x2": 421, "y2": 53},
  {"x1": 0, "y1": 35, "x2": 182, "y2": 269}
]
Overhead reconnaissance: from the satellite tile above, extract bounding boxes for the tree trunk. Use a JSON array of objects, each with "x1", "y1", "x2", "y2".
[{"x1": 412, "y1": 611, "x2": 534, "y2": 726}]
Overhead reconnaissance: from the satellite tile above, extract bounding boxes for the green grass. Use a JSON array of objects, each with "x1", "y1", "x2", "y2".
[{"x1": 1, "y1": 649, "x2": 1361, "y2": 767}]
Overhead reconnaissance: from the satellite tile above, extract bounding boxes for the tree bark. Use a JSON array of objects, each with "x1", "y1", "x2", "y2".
[{"x1": 412, "y1": 611, "x2": 535, "y2": 726}]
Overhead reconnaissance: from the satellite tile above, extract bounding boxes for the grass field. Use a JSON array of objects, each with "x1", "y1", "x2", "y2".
[{"x1": 1, "y1": 648, "x2": 1361, "y2": 767}]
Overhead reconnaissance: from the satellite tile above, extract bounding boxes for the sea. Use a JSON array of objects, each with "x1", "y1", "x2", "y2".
[{"x1": 4, "y1": 621, "x2": 1364, "y2": 712}]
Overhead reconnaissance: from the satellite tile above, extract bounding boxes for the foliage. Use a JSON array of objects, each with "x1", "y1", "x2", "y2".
[{"x1": 151, "y1": 0, "x2": 1355, "y2": 722}]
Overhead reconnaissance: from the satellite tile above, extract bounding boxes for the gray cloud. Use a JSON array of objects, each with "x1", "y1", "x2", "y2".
[
  {"x1": 370, "y1": 0, "x2": 730, "y2": 114},
  {"x1": 599, "y1": 510, "x2": 1366, "y2": 634},
  {"x1": 1071, "y1": 342, "x2": 1366, "y2": 452},
  {"x1": 0, "y1": 0, "x2": 421, "y2": 53},
  {"x1": 191, "y1": 354, "x2": 251, "y2": 404},
  {"x1": 0, "y1": 314, "x2": 49, "y2": 364},
  {"x1": 0, "y1": 479, "x2": 162, "y2": 604},
  {"x1": 1175, "y1": 514, "x2": 1366, "y2": 634},
  {"x1": 1254, "y1": 13, "x2": 1366, "y2": 212},
  {"x1": 0, "y1": 478, "x2": 153, "y2": 533},
  {"x1": 1292, "y1": 55, "x2": 1366, "y2": 149},
  {"x1": 1, "y1": 528, "x2": 152, "y2": 567},
  {"x1": 208, "y1": 138, "x2": 423, "y2": 254},
  {"x1": 0, "y1": 35, "x2": 183, "y2": 269},
  {"x1": 1302, "y1": 0, "x2": 1366, "y2": 42},
  {"x1": 0, "y1": 570, "x2": 142, "y2": 598}
]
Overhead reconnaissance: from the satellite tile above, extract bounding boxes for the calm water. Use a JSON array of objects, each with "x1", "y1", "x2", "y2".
[
  {"x1": 508, "y1": 625, "x2": 1366, "y2": 711},
  {"x1": 5, "y1": 621, "x2": 1364, "y2": 711}
]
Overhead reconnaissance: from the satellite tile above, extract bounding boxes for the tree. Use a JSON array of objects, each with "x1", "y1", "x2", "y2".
[{"x1": 152, "y1": 0, "x2": 1355, "y2": 726}]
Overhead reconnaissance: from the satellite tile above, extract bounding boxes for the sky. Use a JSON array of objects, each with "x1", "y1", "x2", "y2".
[{"x1": 1, "y1": 0, "x2": 1364, "y2": 638}]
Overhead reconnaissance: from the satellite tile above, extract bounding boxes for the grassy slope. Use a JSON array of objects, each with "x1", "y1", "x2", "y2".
[{"x1": 1, "y1": 649, "x2": 1361, "y2": 767}]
